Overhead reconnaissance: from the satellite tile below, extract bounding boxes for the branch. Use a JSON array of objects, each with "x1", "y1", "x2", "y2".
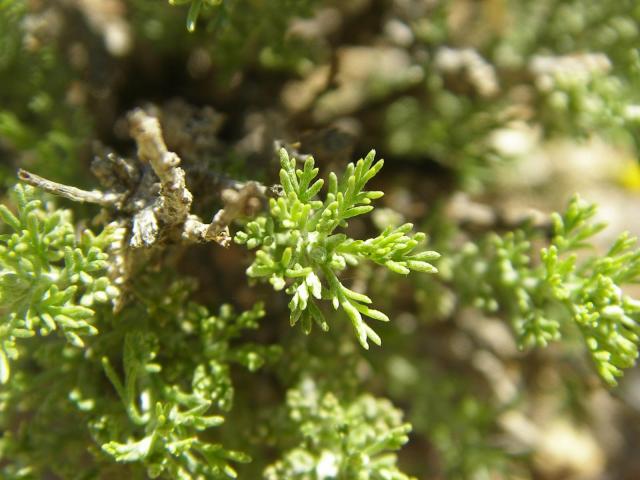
[
  {"x1": 182, "y1": 181, "x2": 265, "y2": 247},
  {"x1": 127, "y1": 109, "x2": 193, "y2": 227},
  {"x1": 17, "y1": 169, "x2": 124, "y2": 207},
  {"x1": 17, "y1": 107, "x2": 271, "y2": 251}
]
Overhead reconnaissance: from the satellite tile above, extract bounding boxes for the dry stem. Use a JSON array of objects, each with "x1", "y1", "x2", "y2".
[
  {"x1": 18, "y1": 169, "x2": 124, "y2": 207},
  {"x1": 17, "y1": 108, "x2": 268, "y2": 250}
]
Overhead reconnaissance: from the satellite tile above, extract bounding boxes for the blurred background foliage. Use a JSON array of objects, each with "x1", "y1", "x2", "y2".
[{"x1": 3, "y1": 0, "x2": 640, "y2": 478}]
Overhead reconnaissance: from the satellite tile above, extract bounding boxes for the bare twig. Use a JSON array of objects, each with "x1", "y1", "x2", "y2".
[
  {"x1": 18, "y1": 169, "x2": 124, "y2": 207},
  {"x1": 18, "y1": 107, "x2": 270, "y2": 251},
  {"x1": 210, "y1": 181, "x2": 265, "y2": 232},
  {"x1": 182, "y1": 215, "x2": 229, "y2": 246},
  {"x1": 128, "y1": 109, "x2": 193, "y2": 226},
  {"x1": 183, "y1": 181, "x2": 265, "y2": 247}
]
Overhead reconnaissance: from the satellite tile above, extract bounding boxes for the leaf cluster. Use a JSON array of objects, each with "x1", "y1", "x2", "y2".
[
  {"x1": 454, "y1": 195, "x2": 640, "y2": 385},
  {"x1": 0, "y1": 185, "x2": 120, "y2": 383},
  {"x1": 236, "y1": 149, "x2": 439, "y2": 349},
  {"x1": 91, "y1": 273, "x2": 282, "y2": 479},
  {"x1": 99, "y1": 331, "x2": 251, "y2": 479},
  {"x1": 264, "y1": 377, "x2": 413, "y2": 480}
]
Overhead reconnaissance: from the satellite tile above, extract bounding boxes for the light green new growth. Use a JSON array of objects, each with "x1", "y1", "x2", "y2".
[
  {"x1": 0, "y1": 185, "x2": 120, "y2": 383},
  {"x1": 168, "y1": 0, "x2": 225, "y2": 32},
  {"x1": 235, "y1": 149, "x2": 439, "y2": 349},
  {"x1": 264, "y1": 378, "x2": 413, "y2": 480},
  {"x1": 456, "y1": 194, "x2": 640, "y2": 385}
]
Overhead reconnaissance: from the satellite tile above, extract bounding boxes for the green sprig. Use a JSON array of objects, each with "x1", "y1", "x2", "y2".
[
  {"x1": 455, "y1": 194, "x2": 640, "y2": 385},
  {"x1": 0, "y1": 185, "x2": 120, "y2": 383},
  {"x1": 236, "y1": 149, "x2": 439, "y2": 348},
  {"x1": 264, "y1": 378, "x2": 413, "y2": 480}
]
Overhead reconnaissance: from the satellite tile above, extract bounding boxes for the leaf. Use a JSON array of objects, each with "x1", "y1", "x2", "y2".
[{"x1": 186, "y1": 0, "x2": 202, "y2": 32}]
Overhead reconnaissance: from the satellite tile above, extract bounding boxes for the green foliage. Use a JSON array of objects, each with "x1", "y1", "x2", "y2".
[
  {"x1": 0, "y1": 187, "x2": 283, "y2": 478},
  {"x1": 530, "y1": 51, "x2": 640, "y2": 149},
  {"x1": 0, "y1": 257, "x2": 281, "y2": 478},
  {"x1": 454, "y1": 195, "x2": 640, "y2": 385},
  {"x1": 0, "y1": 1, "x2": 92, "y2": 191},
  {"x1": 236, "y1": 149, "x2": 439, "y2": 349},
  {"x1": 4, "y1": 1, "x2": 640, "y2": 478},
  {"x1": 384, "y1": 74, "x2": 508, "y2": 190},
  {"x1": 91, "y1": 277, "x2": 281, "y2": 479},
  {"x1": 376, "y1": 1, "x2": 640, "y2": 189},
  {"x1": 503, "y1": 0, "x2": 640, "y2": 63},
  {"x1": 0, "y1": 185, "x2": 120, "y2": 383},
  {"x1": 168, "y1": 0, "x2": 226, "y2": 33},
  {"x1": 264, "y1": 378, "x2": 412, "y2": 480},
  {"x1": 163, "y1": 0, "x2": 322, "y2": 72},
  {"x1": 99, "y1": 332, "x2": 250, "y2": 479},
  {"x1": 382, "y1": 356, "x2": 520, "y2": 480}
]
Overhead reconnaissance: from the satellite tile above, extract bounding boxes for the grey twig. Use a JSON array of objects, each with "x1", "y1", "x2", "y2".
[
  {"x1": 17, "y1": 169, "x2": 124, "y2": 207},
  {"x1": 18, "y1": 107, "x2": 270, "y2": 251},
  {"x1": 183, "y1": 181, "x2": 265, "y2": 247},
  {"x1": 128, "y1": 109, "x2": 193, "y2": 227}
]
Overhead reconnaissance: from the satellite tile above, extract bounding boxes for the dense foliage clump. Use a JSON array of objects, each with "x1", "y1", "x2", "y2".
[{"x1": 2, "y1": 1, "x2": 640, "y2": 479}]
